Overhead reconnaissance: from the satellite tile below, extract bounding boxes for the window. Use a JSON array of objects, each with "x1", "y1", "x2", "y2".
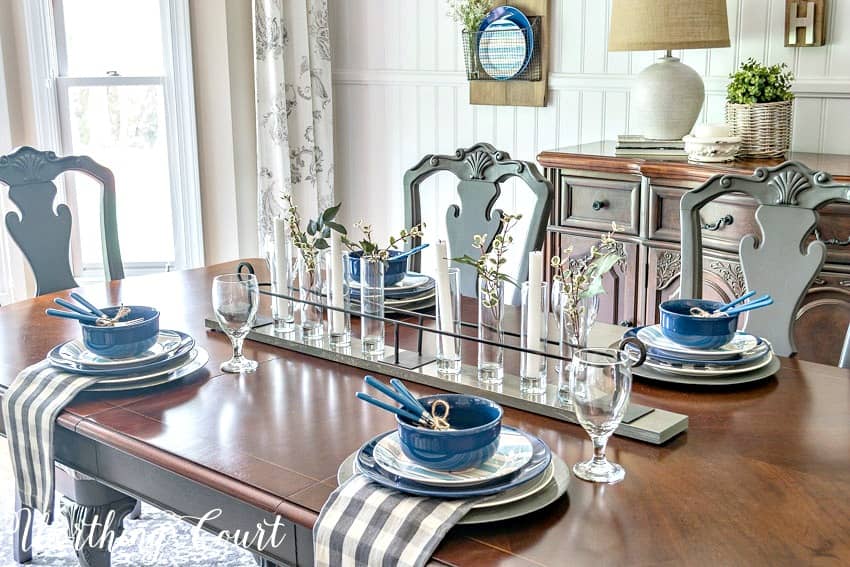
[{"x1": 23, "y1": 0, "x2": 202, "y2": 279}]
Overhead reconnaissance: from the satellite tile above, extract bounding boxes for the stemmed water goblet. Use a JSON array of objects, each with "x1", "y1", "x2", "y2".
[
  {"x1": 212, "y1": 273, "x2": 259, "y2": 373},
  {"x1": 569, "y1": 347, "x2": 633, "y2": 483}
]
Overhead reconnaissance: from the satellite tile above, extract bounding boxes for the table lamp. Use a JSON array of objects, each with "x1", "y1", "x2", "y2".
[{"x1": 609, "y1": 0, "x2": 730, "y2": 140}]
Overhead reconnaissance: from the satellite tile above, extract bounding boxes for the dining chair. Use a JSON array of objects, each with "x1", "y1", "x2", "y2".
[
  {"x1": 680, "y1": 160, "x2": 850, "y2": 357},
  {"x1": 403, "y1": 143, "x2": 553, "y2": 303},
  {"x1": 0, "y1": 146, "x2": 137, "y2": 564},
  {"x1": 0, "y1": 145, "x2": 124, "y2": 296}
]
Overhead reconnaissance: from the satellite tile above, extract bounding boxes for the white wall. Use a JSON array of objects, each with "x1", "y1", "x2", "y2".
[{"x1": 330, "y1": 0, "x2": 850, "y2": 248}]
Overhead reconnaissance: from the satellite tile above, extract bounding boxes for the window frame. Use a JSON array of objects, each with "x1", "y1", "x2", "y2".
[{"x1": 23, "y1": 0, "x2": 204, "y2": 277}]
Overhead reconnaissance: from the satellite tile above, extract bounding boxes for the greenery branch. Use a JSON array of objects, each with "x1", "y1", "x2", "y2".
[
  {"x1": 283, "y1": 194, "x2": 346, "y2": 275},
  {"x1": 341, "y1": 221, "x2": 426, "y2": 263},
  {"x1": 454, "y1": 212, "x2": 523, "y2": 318},
  {"x1": 446, "y1": 0, "x2": 493, "y2": 32}
]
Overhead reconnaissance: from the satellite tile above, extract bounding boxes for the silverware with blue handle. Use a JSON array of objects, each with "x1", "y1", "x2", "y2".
[
  {"x1": 716, "y1": 290, "x2": 756, "y2": 312},
  {"x1": 355, "y1": 392, "x2": 432, "y2": 427},
  {"x1": 363, "y1": 375, "x2": 436, "y2": 427},
  {"x1": 389, "y1": 378, "x2": 428, "y2": 415},
  {"x1": 724, "y1": 296, "x2": 773, "y2": 316},
  {"x1": 45, "y1": 308, "x2": 102, "y2": 325},
  {"x1": 69, "y1": 292, "x2": 106, "y2": 318},
  {"x1": 54, "y1": 298, "x2": 97, "y2": 317}
]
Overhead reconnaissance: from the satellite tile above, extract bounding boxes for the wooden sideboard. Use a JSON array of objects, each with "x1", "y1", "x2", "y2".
[{"x1": 537, "y1": 142, "x2": 850, "y2": 366}]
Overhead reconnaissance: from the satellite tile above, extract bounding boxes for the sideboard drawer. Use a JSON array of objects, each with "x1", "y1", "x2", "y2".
[
  {"x1": 647, "y1": 184, "x2": 759, "y2": 252},
  {"x1": 560, "y1": 175, "x2": 640, "y2": 235}
]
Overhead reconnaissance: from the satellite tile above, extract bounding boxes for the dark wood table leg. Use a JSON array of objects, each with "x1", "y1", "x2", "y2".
[
  {"x1": 13, "y1": 494, "x2": 33, "y2": 563},
  {"x1": 58, "y1": 477, "x2": 136, "y2": 567}
]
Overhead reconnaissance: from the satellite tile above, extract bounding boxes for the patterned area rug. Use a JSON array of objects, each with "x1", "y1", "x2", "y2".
[{"x1": 0, "y1": 447, "x2": 256, "y2": 566}]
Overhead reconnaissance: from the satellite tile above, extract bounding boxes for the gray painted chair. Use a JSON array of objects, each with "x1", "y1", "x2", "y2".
[
  {"x1": 0, "y1": 146, "x2": 124, "y2": 296},
  {"x1": 0, "y1": 146, "x2": 133, "y2": 564},
  {"x1": 403, "y1": 143, "x2": 553, "y2": 302},
  {"x1": 680, "y1": 160, "x2": 850, "y2": 357}
]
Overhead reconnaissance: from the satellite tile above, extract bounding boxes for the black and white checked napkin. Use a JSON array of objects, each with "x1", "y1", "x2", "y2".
[
  {"x1": 313, "y1": 474, "x2": 477, "y2": 567},
  {"x1": 1, "y1": 360, "x2": 99, "y2": 523}
]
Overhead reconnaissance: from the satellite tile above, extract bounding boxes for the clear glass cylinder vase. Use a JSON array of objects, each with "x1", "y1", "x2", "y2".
[
  {"x1": 477, "y1": 279, "x2": 505, "y2": 385},
  {"x1": 360, "y1": 257, "x2": 385, "y2": 357},
  {"x1": 266, "y1": 235, "x2": 296, "y2": 334},
  {"x1": 298, "y1": 250, "x2": 326, "y2": 340},
  {"x1": 521, "y1": 281, "x2": 549, "y2": 395},
  {"x1": 558, "y1": 292, "x2": 599, "y2": 405}
]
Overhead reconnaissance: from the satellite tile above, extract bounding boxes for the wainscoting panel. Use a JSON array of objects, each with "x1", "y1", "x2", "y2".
[{"x1": 330, "y1": 0, "x2": 850, "y2": 247}]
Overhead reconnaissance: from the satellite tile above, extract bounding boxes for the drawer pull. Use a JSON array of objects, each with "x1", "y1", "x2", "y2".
[
  {"x1": 592, "y1": 200, "x2": 608, "y2": 211},
  {"x1": 619, "y1": 320, "x2": 634, "y2": 327},
  {"x1": 814, "y1": 229, "x2": 850, "y2": 247},
  {"x1": 701, "y1": 214, "x2": 734, "y2": 231}
]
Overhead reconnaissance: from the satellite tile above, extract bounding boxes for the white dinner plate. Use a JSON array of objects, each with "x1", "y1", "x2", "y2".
[
  {"x1": 373, "y1": 428, "x2": 534, "y2": 487},
  {"x1": 636, "y1": 325, "x2": 761, "y2": 359},
  {"x1": 49, "y1": 330, "x2": 189, "y2": 369},
  {"x1": 84, "y1": 347, "x2": 208, "y2": 391}
]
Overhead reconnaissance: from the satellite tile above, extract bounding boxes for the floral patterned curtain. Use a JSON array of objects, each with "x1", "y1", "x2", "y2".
[{"x1": 253, "y1": 0, "x2": 335, "y2": 249}]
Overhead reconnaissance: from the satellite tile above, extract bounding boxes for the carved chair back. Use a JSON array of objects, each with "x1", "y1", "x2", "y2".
[
  {"x1": 0, "y1": 146, "x2": 124, "y2": 296},
  {"x1": 680, "y1": 161, "x2": 850, "y2": 356},
  {"x1": 403, "y1": 143, "x2": 553, "y2": 302}
]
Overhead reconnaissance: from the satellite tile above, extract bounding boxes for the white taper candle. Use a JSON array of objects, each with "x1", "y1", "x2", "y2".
[
  {"x1": 525, "y1": 251, "x2": 544, "y2": 374},
  {"x1": 273, "y1": 217, "x2": 289, "y2": 315},
  {"x1": 434, "y1": 240, "x2": 456, "y2": 357},
  {"x1": 330, "y1": 230, "x2": 345, "y2": 331}
]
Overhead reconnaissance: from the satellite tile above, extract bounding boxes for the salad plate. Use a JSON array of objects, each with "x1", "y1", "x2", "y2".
[
  {"x1": 49, "y1": 333, "x2": 195, "y2": 376},
  {"x1": 355, "y1": 427, "x2": 550, "y2": 499},
  {"x1": 373, "y1": 427, "x2": 533, "y2": 487},
  {"x1": 479, "y1": 19, "x2": 527, "y2": 80},
  {"x1": 636, "y1": 325, "x2": 761, "y2": 359},
  {"x1": 49, "y1": 330, "x2": 191, "y2": 369},
  {"x1": 478, "y1": 6, "x2": 534, "y2": 76}
]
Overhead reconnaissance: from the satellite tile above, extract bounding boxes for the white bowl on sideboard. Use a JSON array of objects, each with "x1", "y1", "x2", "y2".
[{"x1": 682, "y1": 134, "x2": 742, "y2": 163}]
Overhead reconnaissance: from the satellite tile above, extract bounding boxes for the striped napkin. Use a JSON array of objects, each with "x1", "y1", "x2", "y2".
[
  {"x1": 313, "y1": 475, "x2": 476, "y2": 567},
  {"x1": 1, "y1": 360, "x2": 99, "y2": 523}
]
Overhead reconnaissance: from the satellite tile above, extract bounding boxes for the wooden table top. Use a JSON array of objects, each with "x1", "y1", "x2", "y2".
[
  {"x1": 2, "y1": 261, "x2": 849, "y2": 566},
  {"x1": 538, "y1": 141, "x2": 850, "y2": 184}
]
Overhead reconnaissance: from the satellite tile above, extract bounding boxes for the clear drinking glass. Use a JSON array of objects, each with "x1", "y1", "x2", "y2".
[
  {"x1": 436, "y1": 267, "x2": 462, "y2": 375},
  {"x1": 558, "y1": 293, "x2": 599, "y2": 405},
  {"x1": 477, "y1": 279, "x2": 504, "y2": 384},
  {"x1": 266, "y1": 236, "x2": 295, "y2": 334},
  {"x1": 520, "y1": 281, "x2": 549, "y2": 394},
  {"x1": 212, "y1": 274, "x2": 259, "y2": 373},
  {"x1": 360, "y1": 257, "x2": 385, "y2": 356},
  {"x1": 569, "y1": 348, "x2": 632, "y2": 483},
  {"x1": 298, "y1": 250, "x2": 327, "y2": 340}
]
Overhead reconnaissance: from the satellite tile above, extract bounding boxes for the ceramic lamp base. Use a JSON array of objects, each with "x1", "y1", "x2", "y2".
[{"x1": 633, "y1": 55, "x2": 705, "y2": 140}]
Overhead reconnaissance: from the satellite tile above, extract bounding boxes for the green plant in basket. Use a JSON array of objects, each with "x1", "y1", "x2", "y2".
[
  {"x1": 727, "y1": 58, "x2": 794, "y2": 105},
  {"x1": 283, "y1": 194, "x2": 346, "y2": 273}
]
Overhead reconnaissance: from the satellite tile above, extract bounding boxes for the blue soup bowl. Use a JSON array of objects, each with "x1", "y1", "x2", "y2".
[
  {"x1": 659, "y1": 299, "x2": 738, "y2": 350},
  {"x1": 81, "y1": 306, "x2": 160, "y2": 359},
  {"x1": 396, "y1": 394, "x2": 503, "y2": 471},
  {"x1": 348, "y1": 250, "x2": 408, "y2": 286}
]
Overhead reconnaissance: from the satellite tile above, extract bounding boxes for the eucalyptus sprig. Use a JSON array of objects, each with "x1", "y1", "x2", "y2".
[
  {"x1": 551, "y1": 223, "x2": 625, "y2": 300},
  {"x1": 283, "y1": 194, "x2": 346, "y2": 273},
  {"x1": 727, "y1": 58, "x2": 794, "y2": 105},
  {"x1": 342, "y1": 220, "x2": 426, "y2": 263},
  {"x1": 446, "y1": 0, "x2": 493, "y2": 32},
  {"x1": 454, "y1": 212, "x2": 523, "y2": 309}
]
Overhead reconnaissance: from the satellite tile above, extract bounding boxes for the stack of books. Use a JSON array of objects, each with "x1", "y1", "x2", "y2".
[{"x1": 615, "y1": 135, "x2": 688, "y2": 159}]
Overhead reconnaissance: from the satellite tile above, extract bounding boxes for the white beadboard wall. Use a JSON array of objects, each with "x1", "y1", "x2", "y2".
[{"x1": 330, "y1": 0, "x2": 850, "y2": 249}]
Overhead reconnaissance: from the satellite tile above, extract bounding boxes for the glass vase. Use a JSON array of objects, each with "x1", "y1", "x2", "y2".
[
  {"x1": 298, "y1": 249, "x2": 326, "y2": 340},
  {"x1": 360, "y1": 257, "x2": 385, "y2": 357},
  {"x1": 436, "y1": 267, "x2": 462, "y2": 375},
  {"x1": 477, "y1": 279, "x2": 505, "y2": 385},
  {"x1": 521, "y1": 281, "x2": 549, "y2": 395},
  {"x1": 328, "y1": 251, "x2": 351, "y2": 348},
  {"x1": 266, "y1": 235, "x2": 295, "y2": 334},
  {"x1": 558, "y1": 292, "x2": 600, "y2": 405}
]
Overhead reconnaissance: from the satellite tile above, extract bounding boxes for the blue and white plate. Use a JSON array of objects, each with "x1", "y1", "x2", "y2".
[
  {"x1": 85, "y1": 347, "x2": 209, "y2": 392},
  {"x1": 49, "y1": 329, "x2": 190, "y2": 369},
  {"x1": 356, "y1": 427, "x2": 551, "y2": 498},
  {"x1": 623, "y1": 328, "x2": 769, "y2": 367},
  {"x1": 636, "y1": 325, "x2": 761, "y2": 360},
  {"x1": 642, "y1": 350, "x2": 774, "y2": 376},
  {"x1": 479, "y1": 19, "x2": 527, "y2": 80},
  {"x1": 374, "y1": 428, "x2": 534, "y2": 487},
  {"x1": 49, "y1": 331, "x2": 195, "y2": 376},
  {"x1": 479, "y1": 6, "x2": 534, "y2": 76},
  {"x1": 351, "y1": 273, "x2": 434, "y2": 298}
]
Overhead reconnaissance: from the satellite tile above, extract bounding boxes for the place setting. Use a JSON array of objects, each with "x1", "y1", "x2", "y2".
[
  {"x1": 348, "y1": 246, "x2": 437, "y2": 315},
  {"x1": 623, "y1": 293, "x2": 780, "y2": 386}
]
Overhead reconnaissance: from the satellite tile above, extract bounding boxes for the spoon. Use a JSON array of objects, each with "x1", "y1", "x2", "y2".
[{"x1": 388, "y1": 243, "x2": 430, "y2": 263}]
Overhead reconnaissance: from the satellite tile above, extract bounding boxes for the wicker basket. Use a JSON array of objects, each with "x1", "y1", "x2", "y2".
[{"x1": 725, "y1": 100, "x2": 793, "y2": 158}]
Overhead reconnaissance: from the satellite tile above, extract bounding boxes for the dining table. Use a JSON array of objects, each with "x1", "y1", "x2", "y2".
[{"x1": 1, "y1": 260, "x2": 849, "y2": 566}]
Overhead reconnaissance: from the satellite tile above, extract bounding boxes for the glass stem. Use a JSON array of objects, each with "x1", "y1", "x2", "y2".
[
  {"x1": 231, "y1": 336, "x2": 245, "y2": 361},
  {"x1": 592, "y1": 436, "x2": 607, "y2": 464}
]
